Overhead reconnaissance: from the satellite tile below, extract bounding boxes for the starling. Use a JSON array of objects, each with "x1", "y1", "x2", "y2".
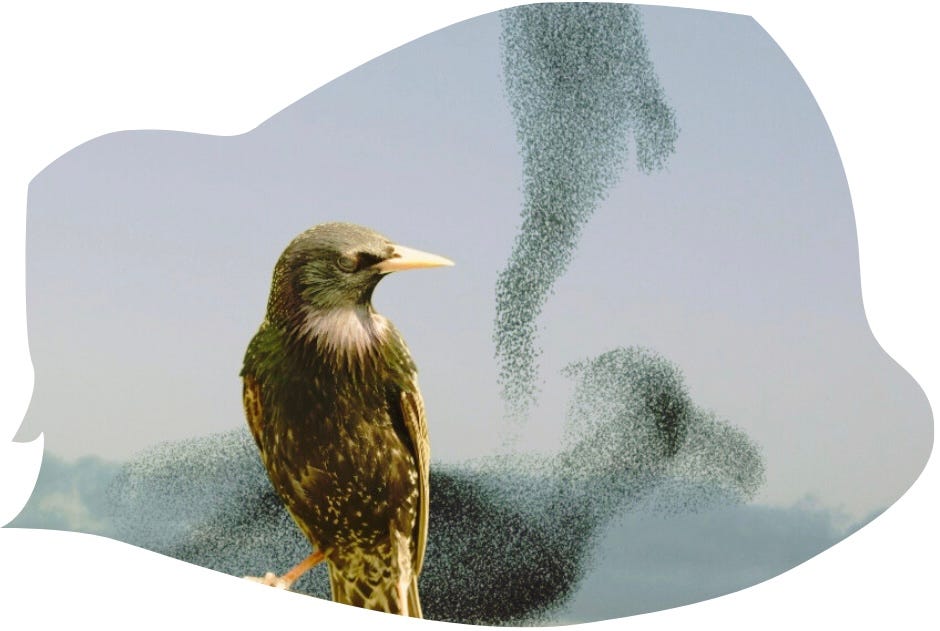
[{"x1": 241, "y1": 222, "x2": 453, "y2": 617}]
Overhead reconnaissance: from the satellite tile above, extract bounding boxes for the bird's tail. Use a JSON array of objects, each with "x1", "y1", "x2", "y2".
[{"x1": 328, "y1": 562, "x2": 422, "y2": 618}]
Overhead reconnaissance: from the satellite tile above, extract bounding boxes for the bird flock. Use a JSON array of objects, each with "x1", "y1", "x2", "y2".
[{"x1": 494, "y1": 3, "x2": 678, "y2": 422}]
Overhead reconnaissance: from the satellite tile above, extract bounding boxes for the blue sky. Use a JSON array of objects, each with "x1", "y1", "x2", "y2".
[{"x1": 15, "y1": 5, "x2": 931, "y2": 521}]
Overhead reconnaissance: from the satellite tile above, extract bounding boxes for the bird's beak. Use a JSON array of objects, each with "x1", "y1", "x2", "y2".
[{"x1": 372, "y1": 244, "x2": 455, "y2": 273}]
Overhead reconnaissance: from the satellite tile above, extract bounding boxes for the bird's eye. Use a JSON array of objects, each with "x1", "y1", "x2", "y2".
[{"x1": 336, "y1": 254, "x2": 359, "y2": 273}]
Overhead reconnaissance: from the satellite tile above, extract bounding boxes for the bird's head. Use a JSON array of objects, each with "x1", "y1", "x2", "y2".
[{"x1": 266, "y1": 222, "x2": 453, "y2": 330}]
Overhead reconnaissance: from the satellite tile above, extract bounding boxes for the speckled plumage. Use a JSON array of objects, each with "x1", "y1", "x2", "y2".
[{"x1": 241, "y1": 223, "x2": 445, "y2": 617}]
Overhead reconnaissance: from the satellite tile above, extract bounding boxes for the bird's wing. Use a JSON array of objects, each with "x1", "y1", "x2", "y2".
[
  {"x1": 243, "y1": 374, "x2": 265, "y2": 452},
  {"x1": 400, "y1": 386, "x2": 430, "y2": 577}
]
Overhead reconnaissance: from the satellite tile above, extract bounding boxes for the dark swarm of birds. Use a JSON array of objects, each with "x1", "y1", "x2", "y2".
[
  {"x1": 495, "y1": 3, "x2": 679, "y2": 421},
  {"x1": 108, "y1": 346, "x2": 763, "y2": 625}
]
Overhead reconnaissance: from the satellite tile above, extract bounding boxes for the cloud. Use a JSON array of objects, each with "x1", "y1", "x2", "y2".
[
  {"x1": 7, "y1": 453, "x2": 119, "y2": 535},
  {"x1": 566, "y1": 501, "x2": 860, "y2": 620}
]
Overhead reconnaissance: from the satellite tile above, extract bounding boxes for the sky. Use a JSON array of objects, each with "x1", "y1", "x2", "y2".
[
  {"x1": 1, "y1": 2, "x2": 937, "y2": 631},
  {"x1": 14, "y1": 4, "x2": 930, "y2": 522}
]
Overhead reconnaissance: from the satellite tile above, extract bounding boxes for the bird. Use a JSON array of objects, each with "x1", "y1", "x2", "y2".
[{"x1": 240, "y1": 222, "x2": 453, "y2": 617}]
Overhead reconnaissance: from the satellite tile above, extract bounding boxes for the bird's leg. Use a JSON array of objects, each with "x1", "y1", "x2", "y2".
[
  {"x1": 244, "y1": 550, "x2": 325, "y2": 590},
  {"x1": 280, "y1": 550, "x2": 326, "y2": 586}
]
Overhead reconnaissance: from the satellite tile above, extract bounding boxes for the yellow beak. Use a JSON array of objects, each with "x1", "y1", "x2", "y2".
[{"x1": 372, "y1": 244, "x2": 455, "y2": 273}]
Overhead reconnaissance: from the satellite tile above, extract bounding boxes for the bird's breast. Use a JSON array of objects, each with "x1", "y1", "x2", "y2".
[{"x1": 259, "y1": 348, "x2": 418, "y2": 551}]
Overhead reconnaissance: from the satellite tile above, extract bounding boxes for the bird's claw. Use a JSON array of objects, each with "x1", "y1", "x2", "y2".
[{"x1": 244, "y1": 572, "x2": 291, "y2": 589}]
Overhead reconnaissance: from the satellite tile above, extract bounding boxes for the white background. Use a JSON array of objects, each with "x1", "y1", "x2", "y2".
[{"x1": 1, "y1": 1, "x2": 936, "y2": 629}]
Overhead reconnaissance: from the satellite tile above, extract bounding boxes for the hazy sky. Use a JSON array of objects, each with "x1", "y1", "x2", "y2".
[{"x1": 18, "y1": 6, "x2": 931, "y2": 520}]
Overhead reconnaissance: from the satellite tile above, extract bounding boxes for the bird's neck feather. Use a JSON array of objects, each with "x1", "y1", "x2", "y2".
[{"x1": 294, "y1": 304, "x2": 390, "y2": 361}]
